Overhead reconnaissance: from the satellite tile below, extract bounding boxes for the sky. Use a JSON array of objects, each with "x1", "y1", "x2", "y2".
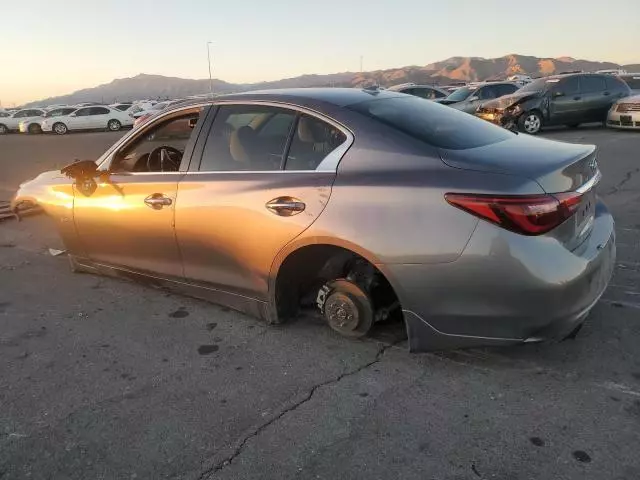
[{"x1": 1, "y1": 0, "x2": 639, "y2": 106}]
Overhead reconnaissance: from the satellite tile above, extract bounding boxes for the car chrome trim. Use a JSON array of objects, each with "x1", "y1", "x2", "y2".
[{"x1": 576, "y1": 169, "x2": 602, "y2": 194}]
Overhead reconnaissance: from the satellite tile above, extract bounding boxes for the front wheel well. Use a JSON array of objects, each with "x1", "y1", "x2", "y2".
[{"x1": 274, "y1": 244, "x2": 402, "y2": 324}]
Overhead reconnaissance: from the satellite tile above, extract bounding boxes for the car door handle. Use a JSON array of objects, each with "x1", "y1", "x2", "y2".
[
  {"x1": 603, "y1": 91, "x2": 611, "y2": 96},
  {"x1": 144, "y1": 194, "x2": 172, "y2": 210},
  {"x1": 265, "y1": 197, "x2": 306, "y2": 216},
  {"x1": 573, "y1": 96, "x2": 582, "y2": 101}
]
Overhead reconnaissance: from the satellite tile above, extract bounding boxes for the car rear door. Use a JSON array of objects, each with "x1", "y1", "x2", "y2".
[
  {"x1": 579, "y1": 75, "x2": 609, "y2": 121},
  {"x1": 72, "y1": 105, "x2": 208, "y2": 278},
  {"x1": 548, "y1": 76, "x2": 583, "y2": 125},
  {"x1": 174, "y1": 102, "x2": 352, "y2": 301}
]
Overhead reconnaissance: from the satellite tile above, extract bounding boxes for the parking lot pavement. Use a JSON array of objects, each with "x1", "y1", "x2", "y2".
[{"x1": 1, "y1": 127, "x2": 640, "y2": 479}]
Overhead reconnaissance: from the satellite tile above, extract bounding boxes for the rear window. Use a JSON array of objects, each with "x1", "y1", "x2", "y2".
[{"x1": 348, "y1": 96, "x2": 513, "y2": 150}]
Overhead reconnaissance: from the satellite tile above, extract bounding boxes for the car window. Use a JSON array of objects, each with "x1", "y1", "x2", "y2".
[
  {"x1": 580, "y1": 76, "x2": 607, "y2": 94},
  {"x1": 75, "y1": 108, "x2": 91, "y2": 117},
  {"x1": 348, "y1": 96, "x2": 513, "y2": 150},
  {"x1": 606, "y1": 76, "x2": 628, "y2": 91},
  {"x1": 285, "y1": 115, "x2": 347, "y2": 171},
  {"x1": 551, "y1": 77, "x2": 580, "y2": 96},
  {"x1": 14, "y1": 111, "x2": 29, "y2": 118},
  {"x1": 115, "y1": 104, "x2": 131, "y2": 111},
  {"x1": 111, "y1": 110, "x2": 201, "y2": 173},
  {"x1": 411, "y1": 88, "x2": 439, "y2": 100},
  {"x1": 90, "y1": 107, "x2": 110, "y2": 115},
  {"x1": 497, "y1": 84, "x2": 519, "y2": 96},
  {"x1": 478, "y1": 86, "x2": 499, "y2": 100},
  {"x1": 0, "y1": 112, "x2": 9, "y2": 118},
  {"x1": 199, "y1": 105, "x2": 296, "y2": 172}
]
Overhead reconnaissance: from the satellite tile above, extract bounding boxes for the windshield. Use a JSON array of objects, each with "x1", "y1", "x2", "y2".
[
  {"x1": 518, "y1": 78, "x2": 551, "y2": 93},
  {"x1": 445, "y1": 86, "x2": 475, "y2": 102},
  {"x1": 348, "y1": 96, "x2": 513, "y2": 150}
]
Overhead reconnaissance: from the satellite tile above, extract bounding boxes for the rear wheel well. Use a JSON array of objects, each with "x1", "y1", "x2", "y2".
[{"x1": 274, "y1": 245, "x2": 402, "y2": 324}]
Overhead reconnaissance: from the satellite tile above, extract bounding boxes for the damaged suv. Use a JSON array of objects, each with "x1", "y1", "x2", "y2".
[{"x1": 476, "y1": 73, "x2": 631, "y2": 134}]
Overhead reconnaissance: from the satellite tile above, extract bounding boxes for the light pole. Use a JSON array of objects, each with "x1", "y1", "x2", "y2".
[{"x1": 207, "y1": 41, "x2": 213, "y2": 96}]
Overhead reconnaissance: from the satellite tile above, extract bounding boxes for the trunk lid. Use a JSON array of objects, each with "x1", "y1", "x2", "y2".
[{"x1": 439, "y1": 135, "x2": 601, "y2": 250}]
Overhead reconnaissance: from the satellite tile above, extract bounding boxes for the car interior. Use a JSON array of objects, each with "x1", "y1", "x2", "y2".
[
  {"x1": 110, "y1": 113, "x2": 200, "y2": 172},
  {"x1": 199, "y1": 107, "x2": 345, "y2": 172}
]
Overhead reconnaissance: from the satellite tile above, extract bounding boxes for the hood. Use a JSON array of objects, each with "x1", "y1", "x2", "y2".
[{"x1": 482, "y1": 90, "x2": 542, "y2": 110}]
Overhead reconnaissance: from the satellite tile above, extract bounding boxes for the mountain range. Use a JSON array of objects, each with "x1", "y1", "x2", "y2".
[{"x1": 25, "y1": 54, "x2": 640, "y2": 107}]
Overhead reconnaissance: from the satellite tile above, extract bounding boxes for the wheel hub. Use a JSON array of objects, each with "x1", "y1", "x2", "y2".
[{"x1": 325, "y1": 294, "x2": 359, "y2": 332}]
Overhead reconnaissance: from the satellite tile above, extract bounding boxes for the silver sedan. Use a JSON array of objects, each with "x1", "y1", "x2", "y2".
[
  {"x1": 607, "y1": 94, "x2": 640, "y2": 130},
  {"x1": 12, "y1": 88, "x2": 615, "y2": 352}
]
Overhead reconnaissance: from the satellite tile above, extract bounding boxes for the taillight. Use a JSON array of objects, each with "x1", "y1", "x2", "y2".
[{"x1": 445, "y1": 192, "x2": 583, "y2": 235}]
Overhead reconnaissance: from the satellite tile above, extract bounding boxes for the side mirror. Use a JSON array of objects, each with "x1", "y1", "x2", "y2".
[
  {"x1": 468, "y1": 95, "x2": 479, "y2": 102},
  {"x1": 61, "y1": 159, "x2": 99, "y2": 179},
  {"x1": 553, "y1": 91, "x2": 565, "y2": 98}
]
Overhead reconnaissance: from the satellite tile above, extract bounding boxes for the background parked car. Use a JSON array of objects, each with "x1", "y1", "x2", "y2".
[
  {"x1": 437, "y1": 82, "x2": 520, "y2": 113},
  {"x1": 387, "y1": 83, "x2": 449, "y2": 100},
  {"x1": 41, "y1": 106, "x2": 133, "y2": 135},
  {"x1": 0, "y1": 108, "x2": 45, "y2": 134},
  {"x1": 110, "y1": 103, "x2": 133, "y2": 112},
  {"x1": 607, "y1": 94, "x2": 640, "y2": 130},
  {"x1": 618, "y1": 73, "x2": 640, "y2": 94},
  {"x1": 476, "y1": 73, "x2": 631, "y2": 134},
  {"x1": 18, "y1": 107, "x2": 78, "y2": 134}
]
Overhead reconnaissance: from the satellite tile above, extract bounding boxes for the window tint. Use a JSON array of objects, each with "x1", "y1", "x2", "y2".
[
  {"x1": 581, "y1": 76, "x2": 606, "y2": 93},
  {"x1": 14, "y1": 111, "x2": 28, "y2": 118},
  {"x1": 348, "y1": 96, "x2": 513, "y2": 150},
  {"x1": 75, "y1": 108, "x2": 91, "y2": 117},
  {"x1": 115, "y1": 104, "x2": 132, "y2": 111},
  {"x1": 606, "y1": 76, "x2": 629, "y2": 90},
  {"x1": 478, "y1": 86, "x2": 499, "y2": 100},
  {"x1": 199, "y1": 105, "x2": 296, "y2": 172},
  {"x1": 497, "y1": 84, "x2": 519, "y2": 96},
  {"x1": 90, "y1": 107, "x2": 110, "y2": 115},
  {"x1": 552, "y1": 77, "x2": 580, "y2": 95},
  {"x1": 285, "y1": 115, "x2": 347, "y2": 171},
  {"x1": 111, "y1": 110, "x2": 201, "y2": 173}
]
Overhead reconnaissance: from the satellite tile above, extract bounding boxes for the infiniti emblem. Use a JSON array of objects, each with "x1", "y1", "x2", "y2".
[{"x1": 589, "y1": 157, "x2": 598, "y2": 173}]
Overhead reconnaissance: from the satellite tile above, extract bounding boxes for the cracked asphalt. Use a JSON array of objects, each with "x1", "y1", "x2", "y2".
[{"x1": 1, "y1": 127, "x2": 640, "y2": 480}]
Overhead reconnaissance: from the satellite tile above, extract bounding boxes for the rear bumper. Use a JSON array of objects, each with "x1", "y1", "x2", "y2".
[
  {"x1": 386, "y1": 199, "x2": 615, "y2": 352},
  {"x1": 607, "y1": 110, "x2": 640, "y2": 129}
]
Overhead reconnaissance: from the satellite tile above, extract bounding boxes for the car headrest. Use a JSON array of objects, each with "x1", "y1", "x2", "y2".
[{"x1": 229, "y1": 126, "x2": 254, "y2": 164}]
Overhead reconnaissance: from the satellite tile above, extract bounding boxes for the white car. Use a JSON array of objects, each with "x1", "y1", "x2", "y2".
[
  {"x1": 40, "y1": 106, "x2": 134, "y2": 135},
  {"x1": 19, "y1": 107, "x2": 78, "y2": 134},
  {"x1": 0, "y1": 108, "x2": 46, "y2": 134}
]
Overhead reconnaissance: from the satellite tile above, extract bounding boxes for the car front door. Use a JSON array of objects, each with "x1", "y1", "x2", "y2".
[
  {"x1": 174, "y1": 103, "x2": 351, "y2": 301},
  {"x1": 548, "y1": 76, "x2": 583, "y2": 125},
  {"x1": 72, "y1": 105, "x2": 208, "y2": 278},
  {"x1": 68, "y1": 107, "x2": 92, "y2": 130}
]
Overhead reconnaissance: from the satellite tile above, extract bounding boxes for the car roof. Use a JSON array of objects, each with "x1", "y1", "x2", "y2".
[{"x1": 159, "y1": 88, "x2": 408, "y2": 115}]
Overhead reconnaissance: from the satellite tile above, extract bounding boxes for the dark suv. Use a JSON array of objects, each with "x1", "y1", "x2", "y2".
[{"x1": 476, "y1": 73, "x2": 631, "y2": 134}]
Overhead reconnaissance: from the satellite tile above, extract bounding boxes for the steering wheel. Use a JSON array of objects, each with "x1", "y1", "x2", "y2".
[{"x1": 146, "y1": 146, "x2": 182, "y2": 172}]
